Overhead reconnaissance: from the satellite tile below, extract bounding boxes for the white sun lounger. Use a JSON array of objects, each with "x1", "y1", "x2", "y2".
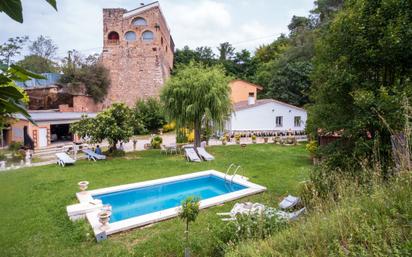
[
  {"x1": 184, "y1": 147, "x2": 202, "y2": 162},
  {"x1": 56, "y1": 152, "x2": 76, "y2": 167},
  {"x1": 196, "y1": 147, "x2": 214, "y2": 161},
  {"x1": 279, "y1": 195, "x2": 300, "y2": 209},
  {"x1": 276, "y1": 207, "x2": 306, "y2": 221},
  {"x1": 83, "y1": 149, "x2": 106, "y2": 161},
  {"x1": 219, "y1": 203, "x2": 305, "y2": 222},
  {"x1": 218, "y1": 202, "x2": 265, "y2": 221}
]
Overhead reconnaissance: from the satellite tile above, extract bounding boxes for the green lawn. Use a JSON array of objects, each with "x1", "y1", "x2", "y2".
[{"x1": 0, "y1": 144, "x2": 311, "y2": 257}]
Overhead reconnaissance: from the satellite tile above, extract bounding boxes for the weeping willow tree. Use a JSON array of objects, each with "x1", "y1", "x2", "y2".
[{"x1": 161, "y1": 62, "x2": 232, "y2": 147}]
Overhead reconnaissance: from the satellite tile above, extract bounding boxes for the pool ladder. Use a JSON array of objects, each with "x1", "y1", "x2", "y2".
[{"x1": 224, "y1": 163, "x2": 242, "y2": 185}]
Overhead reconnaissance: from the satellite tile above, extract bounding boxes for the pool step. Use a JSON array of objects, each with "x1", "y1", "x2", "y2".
[{"x1": 67, "y1": 199, "x2": 103, "y2": 221}]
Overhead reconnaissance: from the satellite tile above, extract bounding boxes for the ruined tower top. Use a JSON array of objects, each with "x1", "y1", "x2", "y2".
[{"x1": 101, "y1": 2, "x2": 174, "y2": 108}]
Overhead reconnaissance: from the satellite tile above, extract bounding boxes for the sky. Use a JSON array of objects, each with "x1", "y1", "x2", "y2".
[{"x1": 0, "y1": 0, "x2": 314, "y2": 60}]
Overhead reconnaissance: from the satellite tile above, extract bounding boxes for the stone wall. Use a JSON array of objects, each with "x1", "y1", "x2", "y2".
[{"x1": 101, "y1": 3, "x2": 174, "y2": 108}]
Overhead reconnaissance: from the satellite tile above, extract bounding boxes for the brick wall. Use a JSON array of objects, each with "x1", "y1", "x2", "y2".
[
  {"x1": 101, "y1": 4, "x2": 174, "y2": 108},
  {"x1": 73, "y1": 96, "x2": 101, "y2": 112}
]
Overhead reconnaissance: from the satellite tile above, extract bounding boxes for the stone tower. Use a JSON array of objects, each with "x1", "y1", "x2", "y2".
[{"x1": 101, "y1": 2, "x2": 174, "y2": 107}]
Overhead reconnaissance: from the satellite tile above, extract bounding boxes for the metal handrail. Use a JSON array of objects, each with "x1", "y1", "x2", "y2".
[
  {"x1": 231, "y1": 165, "x2": 241, "y2": 184},
  {"x1": 225, "y1": 163, "x2": 235, "y2": 181}
]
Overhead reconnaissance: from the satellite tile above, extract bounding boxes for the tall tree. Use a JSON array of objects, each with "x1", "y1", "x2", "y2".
[
  {"x1": 0, "y1": 0, "x2": 57, "y2": 130},
  {"x1": 161, "y1": 62, "x2": 232, "y2": 147},
  {"x1": 195, "y1": 46, "x2": 216, "y2": 66},
  {"x1": 217, "y1": 42, "x2": 235, "y2": 61},
  {"x1": 265, "y1": 60, "x2": 312, "y2": 106},
  {"x1": 308, "y1": 0, "x2": 412, "y2": 173},
  {"x1": 312, "y1": 0, "x2": 344, "y2": 23},
  {"x1": 70, "y1": 103, "x2": 134, "y2": 151},
  {"x1": 0, "y1": 36, "x2": 28, "y2": 67},
  {"x1": 60, "y1": 50, "x2": 110, "y2": 102},
  {"x1": 16, "y1": 55, "x2": 58, "y2": 73},
  {"x1": 28, "y1": 35, "x2": 58, "y2": 59}
]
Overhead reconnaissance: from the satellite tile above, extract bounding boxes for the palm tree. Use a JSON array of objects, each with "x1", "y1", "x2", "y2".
[{"x1": 161, "y1": 62, "x2": 232, "y2": 147}]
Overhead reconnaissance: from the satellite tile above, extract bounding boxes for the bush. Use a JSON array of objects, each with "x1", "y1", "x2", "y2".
[
  {"x1": 151, "y1": 136, "x2": 163, "y2": 149},
  {"x1": 0, "y1": 152, "x2": 6, "y2": 161},
  {"x1": 8, "y1": 141, "x2": 22, "y2": 152},
  {"x1": 211, "y1": 211, "x2": 288, "y2": 255},
  {"x1": 60, "y1": 62, "x2": 110, "y2": 103},
  {"x1": 176, "y1": 128, "x2": 194, "y2": 143},
  {"x1": 162, "y1": 122, "x2": 176, "y2": 133},
  {"x1": 306, "y1": 140, "x2": 318, "y2": 156},
  {"x1": 11, "y1": 150, "x2": 25, "y2": 162},
  {"x1": 176, "y1": 128, "x2": 188, "y2": 143},
  {"x1": 105, "y1": 149, "x2": 125, "y2": 158},
  {"x1": 227, "y1": 173, "x2": 412, "y2": 257},
  {"x1": 134, "y1": 98, "x2": 166, "y2": 134}
]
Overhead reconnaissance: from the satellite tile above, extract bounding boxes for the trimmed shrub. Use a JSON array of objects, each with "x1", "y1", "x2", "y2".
[{"x1": 151, "y1": 136, "x2": 163, "y2": 149}]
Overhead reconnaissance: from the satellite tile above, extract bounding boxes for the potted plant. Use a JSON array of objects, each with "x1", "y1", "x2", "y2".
[
  {"x1": 150, "y1": 135, "x2": 163, "y2": 149},
  {"x1": 263, "y1": 137, "x2": 269, "y2": 144},
  {"x1": 286, "y1": 135, "x2": 294, "y2": 144},
  {"x1": 235, "y1": 134, "x2": 241, "y2": 144},
  {"x1": 78, "y1": 181, "x2": 89, "y2": 193},
  {"x1": 251, "y1": 134, "x2": 257, "y2": 144},
  {"x1": 98, "y1": 209, "x2": 112, "y2": 230},
  {"x1": 221, "y1": 137, "x2": 227, "y2": 145}
]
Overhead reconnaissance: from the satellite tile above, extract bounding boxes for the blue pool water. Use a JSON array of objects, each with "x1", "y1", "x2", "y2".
[{"x1": 94, "y1": 175, "x2": 247, "y2": 222}]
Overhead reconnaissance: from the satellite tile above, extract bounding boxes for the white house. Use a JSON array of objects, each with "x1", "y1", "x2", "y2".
[{"x1": 226, "y1": 98, "x2": 307, "y2": 133}]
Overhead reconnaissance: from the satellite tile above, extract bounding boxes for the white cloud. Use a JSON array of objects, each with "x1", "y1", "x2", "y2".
[{"x1": 0, "y1": 0, "x2": 314, "y2": 60}]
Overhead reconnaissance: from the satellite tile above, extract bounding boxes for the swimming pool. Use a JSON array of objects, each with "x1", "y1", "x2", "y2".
[
  {"x1": 94, "y1": 175, "x2": 247, "y2": 222},
  {"x1": 76, "y1": 170, "x2": 266, "y2": 240}
]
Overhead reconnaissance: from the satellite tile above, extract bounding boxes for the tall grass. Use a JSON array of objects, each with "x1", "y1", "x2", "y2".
[
  {"x1": 226, "y1": 100, "x2": 412, "y2": 256},
  {"x1": 226, "y1": 172, "x2": 412, "y2": 257}
]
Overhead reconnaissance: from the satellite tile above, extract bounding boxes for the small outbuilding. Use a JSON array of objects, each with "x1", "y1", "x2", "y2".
[
  {"x1": 3, "y1": 111, "x2": 96, "y2": 149},
  {"x1": 226, "y1": 79, "x2": 307, "y2": 134}
]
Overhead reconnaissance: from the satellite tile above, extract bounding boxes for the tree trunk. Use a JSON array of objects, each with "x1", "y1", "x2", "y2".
[
  {"x1": 194, "y1": 119, "x2": 201, "y2": 147},
  {"x1": 185, "y1": 220, "x2": 190, "y2": 257},
  {"x1": 109, "y1": 140, "x2": 118, "y2": 152}
]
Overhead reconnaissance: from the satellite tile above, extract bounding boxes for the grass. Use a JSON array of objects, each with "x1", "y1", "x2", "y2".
[
  {"x1": 0, "y1": 144, "x2": 311, "y2": 257},
  {"x1": 226, "y1": 173, "x2": 412, "y2": 257}
]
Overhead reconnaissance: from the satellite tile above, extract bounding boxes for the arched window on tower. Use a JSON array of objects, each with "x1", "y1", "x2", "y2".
[
  {"x1": 124, "y1": 31, "x2": 137, "y2": 42},
  {"x1": 108, "y1": 31, "x2": 120, "y2": 44},
  {"x1": 142, "y1": 30, "x2": 154, "y2": 42},
  {"x1": 132, "y1": 17, "x2": 147, "y2": 26}
]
